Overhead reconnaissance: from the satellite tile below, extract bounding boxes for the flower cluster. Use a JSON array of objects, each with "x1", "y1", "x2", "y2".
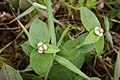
[
  {"x1": 94, "y1": 27, "x2": 104, "y2": 37},
  {"x1": 37, "y1": 42, "x2": 47, "y2": 53}
]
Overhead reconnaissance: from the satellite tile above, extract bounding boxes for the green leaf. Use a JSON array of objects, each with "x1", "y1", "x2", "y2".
[
  {"x1": 86, "y1": 0, "x2": 97, "y2": 9},
  {"x1": 80, "y1": 7, "x2": 100, "y2": 31},
  {"x1": 44, "y1": 44, "x2": 60, "y2": 53},
  {"x1": 20, "y1": 64, "x2": 32, "y2": 73},
  {"x1": 114, "y1": 52, "x2": 120, "y2": 80},
  {"x1": 69, "y1": 0, "x2": 75, "y2": 4},
  {"x1": 94, "y1": 36, "x2": 104, "y2": 57},
  {"x1": 0, "y1": 64, "x2": 23, "y2": 80},
  {"x1": 90, "y1": 77, "x2": 101, "y2": 80},
  {"x1": 83, "y1": 30, "x2": 100, "y2": 45},
  {"x1": 55, "y1": 55, "x2": 90, "y2": 80},
  {"x1": 22, "y1": 73, "x2": 41, "y2": 80},
  {"x1": 30, "y1": 49, "x2": 52, "y2": 77},
  {"x1": 0, "y1": 57, "x2": 8, "y2": 67},
  {"x1": 106, "y1": 32, "x2": 113, "y2": 47},
  {"x1": 58, "y1": 40, "x2": 80, "y2": 60},
  {"x1": 76, "y1": 33, "x2": 89, "y2": 44},
  {"x1": 49, "y1": 65, "x2": 76, "y2": 80},
  {"x1": 72, "y1": 54, "x2": 85, "y2": 69},
  {"x1": 78, "y1": 0, "x2": 84, "y2": 7},
  {"x1": 75, "y1": 75, "x2": 86, "y2": 80},
  {"x1": 75, "y1": 76, "x2": 101, "y2": 80},
  {"x1": 79, "y1": 44, "x2": 94, "y2": 54},
  {"x1": 76, "y1": 33, "x2": 94, "y2": 53},
  {"x1": 104, "y1": 17, "x2": 110, "y2": 32},
  {"x1": 29, "y1": 18, "x2": 50, "y2": 48},
  {"x1": 21, "y1": 41, "x2": 34, "y2": 56},
  {"x1": 84, "y1": 53, "x2": 94, "y2": 62},
  {"x1": 32, "y1": 2, "x2": 47, "y2": 10},
  {"x1": 11, "y1": 6, "x2": 35, "y2": 23}
]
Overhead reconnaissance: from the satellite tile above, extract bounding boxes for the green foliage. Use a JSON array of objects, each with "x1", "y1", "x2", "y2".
[
  {"x1": 11, "y1": 6, "x2": 35, "y2": 23},
  {"x1": 0, "y1": 64, "x2": 23, "y2": 80},
  {"x1": 83, "y1": 30, "x2": 100, "y2": 45},
  {"x1": 90, "y1": 77, "x2": 101, "y2": 80},
  {"x1": 104, "y1": 17, "x2": 113, "y2": 47},
  {"x1": 72, "y1": 54, "x2": 85, "y2": 69},
  {"x1": 69, "y1": 0, "x2": 75, "y2": 4},
  {"x1": 49, "y1": 65, "x2": 76, "y2": 80},
  {"x1": 0, "y1": 57, "x2": 8, "y2": 67},
  {"x1": 44, "y1": 44, "x2": 60, "y2": 53},
  {"x1": 58, "y1": 40, "x2": 80, "y2": 60},
  {"x1": 76, "y1": 33, "x2": 94, "y2": 53},
  {"x1": 75, "y1": 76, "x2": 101, "y2": 80},
  {"x1": 55, "y1": 55, "x2": 90, "y2": 80},
  {"x1": 2, "y1": 0, "x2": 119, "y2": 79},
  {"x1": 21, "y1": 18, "x2": 60, "y2": 77},
  {"x1": 114, "y1": 51, "x2": 120, "y2": 80},
  {"x1": 94, "y1": 36, "x2": 104, "y2": 57},
  {"x1": 22, "y1": 73, "x2": 41, "y2": 80},
  {"x1": 80, "y1": 7, "x2": 101, "y2": 31},
  {"x1": 30, "y1": 50, "x2": 52, "y2": 77},
  {"x1": 85, "y1": 0, "x2": 97, "y2": 9},
  {"x1": 21, "y1": 41, "x2": 34, "y2": 56},
  {"x1": 29, "y1": 18, "x2": 50, "y2": 48},
  {"x1": 17, "y1": 2, "x2": 104, "y2": 79},
  {"x1": 84, "y1": 53, "x2": 94, "y2": 62}
]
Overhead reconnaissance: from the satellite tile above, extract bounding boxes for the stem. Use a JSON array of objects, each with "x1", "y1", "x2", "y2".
[
  {"x1": 17, "y1": 20, "x2": 29, "y2": 37},
  {"x1": 45, "y1": 0, "x2": 56, "y2": 79},
  {"x1": 76, "y1": 43, "x2": 84, "y2": 49},
  {"x1": 47, "y1": 0, "x2": 56, "y2": 46},
  {"x1": 27, "y1": 0, "x2": 32, "y2": 4},
  {"x1": 57, "y1": 25, "x2": 70, "y2": 47}
]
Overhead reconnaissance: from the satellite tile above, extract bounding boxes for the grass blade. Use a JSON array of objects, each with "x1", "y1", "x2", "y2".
[
  {"x1": 55, "y1": 55, "x2": 90, "y2": 80},
  {"x1": 114, "y1": 50, "x2": 120, "y2": 80},
  {"x1": 10, "y1": 6, "x2": 35, "y2": 23}
]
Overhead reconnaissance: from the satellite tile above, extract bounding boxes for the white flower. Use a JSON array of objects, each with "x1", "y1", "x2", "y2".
[
  {"x1": 43, "y1": 44, "x2": 47, "y2": 50},
  {"x1": 94, "y1": 27, "x2": 104, "y2": 37},
  {"x1": 37, "y1": 42, "x2": 43, "y2": 46},
  {"x1": 37, "y1": 42, "x2": 48, "y2": 53},
  {"x1": 38, "y1": 50, "x2": 43, "y2": 53}
]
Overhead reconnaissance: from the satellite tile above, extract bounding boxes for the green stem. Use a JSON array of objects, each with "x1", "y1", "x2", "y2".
[
  {"x1": 17, "y1": 20, "x2": 29, "y2": 37},
  {"x1": 45, "y1": 0, "x2": 56, "y2": 79},
  {"x1": 46, "y1": 0, "x2": 56, "y2": 46},
  {"x1": 76, "y1": 43, "x2": 84, "y2": 49},
  {"x1": 57, "y1": 25, "x2": 70, "y2": 47},
  {"x1": 27, "y1": 0, "x2": 32, "y2": 4}
]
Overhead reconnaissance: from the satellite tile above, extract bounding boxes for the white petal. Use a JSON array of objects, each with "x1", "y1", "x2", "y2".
[
  {"x1": 95, "y1": 27, "x2": 99, "y2": 30},
  {"x1": 100, "y1": 28, "x2": 104, "y2": 33},
  {"x1": 43, "y1": 44, "x2": 47, "y2": 50},
  {"x1": 38, "y1": 50, "x2": 43, "y2": 53},
  {"x1": 37, "y1": 42, "x2": 43, "y2": 46},
  {"x1": 94, "y1": 27, "x2": 104, "y2": 37},
  {"x1": 95, "y1": 30, "x2": 100, "y2": 36},
  {"x1": 99, "y1": 33, "x2": 103, "y2": 37},
  {"x1": 38, "y1": 47, "x2": 44, "y2": 51}
]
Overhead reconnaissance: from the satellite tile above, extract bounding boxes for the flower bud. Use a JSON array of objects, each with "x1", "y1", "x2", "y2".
[
  {"x1": 37, "y1": 42, "x2": 48, "y2": 53},
  {"x1": 94, "y1": 27, "x2": 104, "y2": 37}
]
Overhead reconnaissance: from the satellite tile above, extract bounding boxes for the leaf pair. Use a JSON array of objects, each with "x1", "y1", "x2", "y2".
[
  {"x1": 80, "y1": 7, "x2": 104, "y2": 57},
  {"x1": 22, "y1": 19, "x2": 60, "y2": 77},
  {"x1": 58, "y1": 32, "x2": 94, "y2": 61}
]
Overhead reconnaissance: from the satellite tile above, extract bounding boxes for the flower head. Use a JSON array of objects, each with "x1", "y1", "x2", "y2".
[
  {"x1": 94, "y1": 27, "x2": 104, "y2": 37},
  {"x1": 37, "y1": 42, "x2": 48, "y2": 53}
]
